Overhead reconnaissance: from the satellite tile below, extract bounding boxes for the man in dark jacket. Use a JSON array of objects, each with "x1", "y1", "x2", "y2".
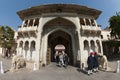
[
  {"x1": 87, "y1": 52, "x2": 94, "y2": 75},
  {"x1": 93, "y1": 52, "x2": 99, "y2": 72}
]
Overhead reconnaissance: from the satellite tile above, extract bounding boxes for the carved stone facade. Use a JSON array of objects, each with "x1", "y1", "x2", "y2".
[{"x1": 16, "y1": 4, "x2": 103, "y2": 69}]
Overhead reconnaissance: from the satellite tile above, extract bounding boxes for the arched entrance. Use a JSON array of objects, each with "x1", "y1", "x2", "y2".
[
  {"x1": 47, "y1": 30, "x2": 73, "y2": 65},
  {"x1": 42, "y1": 17, "x2": 77, "y2": 66}
]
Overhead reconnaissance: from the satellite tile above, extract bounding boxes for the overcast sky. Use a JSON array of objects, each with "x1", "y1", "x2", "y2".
[{"x1": 0, "y1": 0, "x2": 120, "y2": 30}]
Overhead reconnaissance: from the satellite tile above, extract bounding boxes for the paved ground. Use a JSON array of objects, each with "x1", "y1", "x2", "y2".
[{"x1": 0, "y1": 57, "x2": 120, "y2": 80}]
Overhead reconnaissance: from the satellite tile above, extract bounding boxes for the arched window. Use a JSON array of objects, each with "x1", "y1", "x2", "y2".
[
  {"x1": 23, "y1": 20, "x2": 28, "y2": 27},
  {"x1": 24, "y1": 41, "x2": 29, "y2": 50},
  {"x1": 91, "y1": 19, "x2": 95, "y2": 26},
  {"x1": 30, "y1": 41, "x2": 36, "y2": 60},
  {"x1": 28, "y1": 19, "x2": 33, "y2": 27},
  {"x1": 101, "y1": 35, "x2": 103, "y2": 39},
  {"x1": 19, "y1": 41, "x2": 23, "y2": 47},
  {"x1": 83, "y1": 40, "x2": 89, "y2": 66},
  {"x1": 107, "y1": 35, "x2": 110, "y2": 39},
  {"x1": 90, "y1": 40, "x2": 95, "y2": 52},
  {"x1": 31, "y1": 41, "x2": 35, "y2": 49},
  {"x1": 86, "y1": 18, "x2": 90, "y2": 26},
  {"x1": 34, "y1": 18, "x2": 39, "y2": 26},
  {"x1": 18, "y1": 41, "x2": 23, "y2": 55},
  {"x1": 24, "y1": 41, "x2": 29, "y2": 59},
  {"x1": 80, "y1": 18, "x2": 85, "y2": 25},
  {"x1": 84, "y1": 40, "x2": 89, "y2": 49}
]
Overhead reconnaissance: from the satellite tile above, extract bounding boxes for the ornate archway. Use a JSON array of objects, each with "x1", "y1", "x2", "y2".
[
  {"x1": 41, "y1": 17, "x2": 77, "y2": 66},
  {"x1": 47, "y1": 30, "x2": 73, "y2": 65}
]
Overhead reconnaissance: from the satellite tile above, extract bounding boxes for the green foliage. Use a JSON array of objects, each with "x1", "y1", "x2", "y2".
[
  {"x1": 109, "y1": 12, "x2": 120, "y2": 39},
  {"x1": 0, "y1": 26, "x2": 15, "y2": 49}
]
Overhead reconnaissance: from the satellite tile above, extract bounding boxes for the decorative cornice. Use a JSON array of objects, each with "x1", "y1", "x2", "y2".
[{"x1": 17, "y1": 4, "x2": 102, "y2": 20}]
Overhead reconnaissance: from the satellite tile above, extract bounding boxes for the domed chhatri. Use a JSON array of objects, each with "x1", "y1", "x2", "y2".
[{"x1": 17, "y1": 4, "x2": 103, "y2": 69}]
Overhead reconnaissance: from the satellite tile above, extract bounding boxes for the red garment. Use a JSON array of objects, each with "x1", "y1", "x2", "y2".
[{"x1": 90, "y1": 52, "x2": 94, "y2": 56}]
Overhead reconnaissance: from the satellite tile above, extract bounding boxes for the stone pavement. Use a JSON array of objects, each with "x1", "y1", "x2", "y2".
[{"x1": 0, "y1": 57, "x2": 120, "y2": 80}]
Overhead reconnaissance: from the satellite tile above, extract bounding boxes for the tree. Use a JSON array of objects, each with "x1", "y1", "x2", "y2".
[
  {"x1": 108, "y1": 12, "x2": 120, "y2": 55},
  {"x1": 0, "y1": 26, "x2": 6, "y2": 47},
  {"x1": 109, "y1": 12, "x2": 120, "y2": 39},
  {"x1": 0, "y1": 26, "x2": 15, "y2": 55}
]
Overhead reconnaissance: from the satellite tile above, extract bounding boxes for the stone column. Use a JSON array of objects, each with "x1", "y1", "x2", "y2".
[
  {"x1": 16, "y1": 41, "x2": 20, "y2": 55},
  {"x1": 72, "y1": 33, "x2": 77, "y2": 66},
  {"x1": 23, "y1": 42, "x2": 26, "y2": 59},
  {"x1": 89, "y1": 19, "x2": 92, "y2": 26},
  {"x1": 21, "y1": 20, "x2": 25, "y2": 27},
  {"x1": 35, "y1": 17, "x2": 42, "y2": 69},
  {"x1": 43, "y1": 35, "x2": 48, "y2": 65},
  {"x1": 39, "y1": 36, "x2": 43, "y2": 65},
  {"x1": 17, "y1": 41, "x2": 23, "y2": 56},
  {"x1": 26, "y1": 20, "x2": 30, "y2": 27},
  {"x1": 25, "y1": 41, "x2": 30, "y2": 60},
  {"x1": 32, "y1": 19, "x2": 35, "y2": 27},
  {"x1": 88, "y1": 40, "x2": 93, "y2": 53},
  {"x1": 94, "y1": 19, "x2": 98, "y2": 27},
  {"x1": 77, "y1": 18, "x2": 84, "y2": 68},
  {"x1": 28, "y1": 41, "x2": 31, "y2": 60},
  {"x1": 100, "y1": 40, "x2": 103, "y2": 54},
  {"x1": 19, "y1": 47, "x2": 23, "y2": 56},
  {"x1": 83, "y1": 18, "x2": 87, "y2": 26},
  {"x1": 95, "y1": 41, "x2": 98, "y2": 53}
]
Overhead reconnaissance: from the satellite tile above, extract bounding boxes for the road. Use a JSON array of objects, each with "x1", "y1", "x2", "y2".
[{"x1": 0, "y1": 57, "x2": 120, "y2": 80}]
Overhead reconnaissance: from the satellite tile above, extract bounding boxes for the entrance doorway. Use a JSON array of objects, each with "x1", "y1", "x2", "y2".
[{"x1": 48, "y1": 30, "x2": 73, "y2": 65}]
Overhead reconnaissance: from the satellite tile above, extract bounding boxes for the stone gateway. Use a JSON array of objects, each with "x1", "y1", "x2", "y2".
[{"x1": 16, "y1": 4, "x2": 103, "y2": 69}]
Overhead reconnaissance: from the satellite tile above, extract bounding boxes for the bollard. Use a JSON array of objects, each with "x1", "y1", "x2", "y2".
[
  {"x1": 116, "y1": 60, "x2": 120, "y2": 73},
  {"x1": 0, "y1": 61, "x2": 4, "y2": 74},
  {"x1": 33, "y1": 62, "x2": 37, "y2": 71}
]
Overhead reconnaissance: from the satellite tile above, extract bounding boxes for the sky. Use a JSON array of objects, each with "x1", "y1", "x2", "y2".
[{"x1": 0, "y1": 0, "x2": 120, "y2": 30}]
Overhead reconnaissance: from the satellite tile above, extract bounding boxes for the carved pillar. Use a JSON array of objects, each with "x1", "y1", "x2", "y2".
[
  {"x1": 72, "y1": 33, "x2": 77, "y2": 66},
  {"x1": 22, "y1": 20, "x2": 25, "y2": 27},
  {"x1": 95, "y1": 41, "x2": 98, "y2": 53},
  {"x1": 100, "y1": 40, "x2": 103, "y2": 54},
  {"x1": 89, "y1": 19, "x2": 92, "y2": 26},
  {"x1": 94, "y1": 19, "x2": 98, "y2": 27},
  {"x1": 27, "y1": 41, "x2": 31, "y2": 60},
  {"x1": 35, "y1": 17, "x2": 42, "y2": 69},
  {"x1": 32, "y1": 19, "x2": 35, "y2": 27},
  {"x1": 23, "y1": 42, "x2": 26, "y2": 59},
  {"x1": 83, "y1": 18, "x2": 87, "y2": 26},
  {"x1": 88, "y1": 40, "x2": 92, "y2": 53},
  {"x1": 77, "y1": 18, "x2": 84, "y2": 68},
  {"x1": 16, "y1": 41, "x2": 20, "y2": 55},
  {"x1": 27, "y1": 20, "x2": 30, "y2": 27},
  {"x1": 78, "y1": 33, "x2": 84, "y2": 68},
  {"x1": 43, "y1": 35, "x2": 48, "y2": 65}
]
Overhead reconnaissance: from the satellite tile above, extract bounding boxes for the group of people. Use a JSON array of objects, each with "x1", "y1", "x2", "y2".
[
  {"x1": 87, "y1": 52, "x2": 99, "y2": 75},
  {"x1": 54, "y1": 50, "x2": 103, "y2": 74},
  {"x1": 54, "y1": 51, "x2": 69, "y2": 68}
]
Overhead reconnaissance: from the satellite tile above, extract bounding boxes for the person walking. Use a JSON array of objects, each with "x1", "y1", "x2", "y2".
[
  {"x1": 87, "y1": 52, "x2": 95, "y2": 75},
  {"x1": 58, "y1": 51, "x2": 64, "y2": 67},
  {"x1": 5, "y1": 49, "x2": 9, "y2": 58},
  {"x1": 63, "y1": 52, "x2": 69, "y2": 68}
]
